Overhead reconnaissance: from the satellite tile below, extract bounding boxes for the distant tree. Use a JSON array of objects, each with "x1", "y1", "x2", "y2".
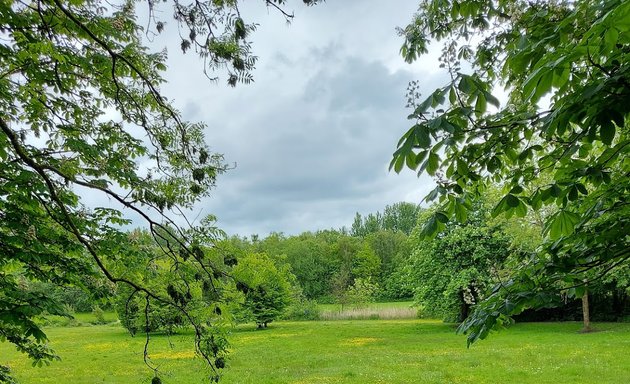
[
  {"x1": 282, "y1": 233, "x2": 337, "y2": 300},
  {"x1": 345, "y1": 277, "x2": 379, "y2": 306},
  {"x1": 382, "y1": 202, "x2": 422, "y2": 235},
  {"x1": 351, "y1": 202, "x2": 422, "y2": 237},
  {"x1": 232, "y1": 253, "x2": 292, "y2": 328},
  {"x1": 350, "y1": 212, "x2": 381, "y2": 237},
  {"x1": 351, "y1": 213, "x2": 366, "y2": 238},
  {"x1": 352, "y1": 243, "x2": 381, "y2": 283},
  {"x1": 392, "y1": 0, "x2": 629, "y2": 343},
  {"x1": 369, "y1": 231, "x2": 415, "y2": 300},
  {"x1": 366, "y1": 230, "x2": 409, "y2": 280}
]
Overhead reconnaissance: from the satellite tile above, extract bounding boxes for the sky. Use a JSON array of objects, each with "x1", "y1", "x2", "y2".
[{"x1": 152, "y1": 0, "x2": 444, "y2": 237}]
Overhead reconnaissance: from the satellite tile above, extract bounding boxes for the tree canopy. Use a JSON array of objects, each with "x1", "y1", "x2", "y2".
[
  {"x1": 0, "y1": 0, "x2": 319, "y2": 382},
  {"x1": 392, "y1": 0, "x2": 629, "y2": 344},
  {"x1": 232, "y1": 252, "x2": 293, "y2": 328},
  {"x1": 407, "y1": 223, "x2": 511, "y2": 322}
]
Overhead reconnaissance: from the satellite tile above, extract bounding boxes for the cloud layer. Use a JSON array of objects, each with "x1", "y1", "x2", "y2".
[{"x1": 154, "y1": 1, "x2": 442, "y2": 236}]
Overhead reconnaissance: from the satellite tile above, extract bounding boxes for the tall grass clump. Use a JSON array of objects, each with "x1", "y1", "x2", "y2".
[{"x1": 319, "y1": 303, "x2": 417, "y2": 320}]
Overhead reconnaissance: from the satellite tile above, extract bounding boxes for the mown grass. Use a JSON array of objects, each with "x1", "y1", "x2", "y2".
[{"x1": 2, "y1": 319, "x2": 629, "y2": 383}]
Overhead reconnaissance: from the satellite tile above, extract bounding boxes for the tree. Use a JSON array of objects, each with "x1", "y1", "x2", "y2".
[
  {"x1": 392, "y1": 0, "x2": 629, "y2": 344},
  {"x1": 0, "y1": 0, "x2": 319, "y2": 381},
  {"x1": 232, "y1": 253, "x2": 292, "y2": 328},
  {"x1": 407, "y1": 224, "x2": 511, "y2": 322},
  {"x1": 281, "y1": 232, "x2": 338, "y2": 300},
  {"x1": 350, "y1": 202, "x2": 422, "y2": 237},
  {"x1": 381, "y1": 202, "x2": 422, "y2": 235}
]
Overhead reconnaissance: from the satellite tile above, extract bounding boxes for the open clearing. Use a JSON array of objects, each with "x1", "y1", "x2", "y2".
[{"x1": 1, "y1": 320, "x2": 629, "y2": 383}]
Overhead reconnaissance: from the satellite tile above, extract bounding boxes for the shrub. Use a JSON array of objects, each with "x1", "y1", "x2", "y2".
[
  {"x1": 282, "y1": 299, "x2": 320, "y2": 321},
  {"x1": 92, "y1": 306, "x2": 107, "y2": 325}
]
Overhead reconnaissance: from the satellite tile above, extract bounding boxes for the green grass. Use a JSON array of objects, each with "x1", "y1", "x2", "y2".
[{"x1": 2, "y1": 319, "x2": 629, "y2": 383}]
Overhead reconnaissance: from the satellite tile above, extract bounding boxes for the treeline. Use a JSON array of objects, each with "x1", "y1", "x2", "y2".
[
  {"x1": 42, "y1": 200, "x2": 629, "y2": 331},
  {"x1": 223, "y1": 201, "x2": 423, "y2": 304},
  {"x1": 215, "y1": 198, "x2": 629, "y2": 325}
]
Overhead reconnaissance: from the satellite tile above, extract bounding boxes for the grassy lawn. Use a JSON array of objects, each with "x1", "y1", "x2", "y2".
[{"x1": 1, "y1": 319, "x2": 629, "y2": 383}]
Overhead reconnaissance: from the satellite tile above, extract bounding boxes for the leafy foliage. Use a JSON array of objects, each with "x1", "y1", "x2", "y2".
[
  {"x1": 0, "y1": 0, "x2": 320, "y2": 381},
  {"x1": 232, "y1": 253, "x2": 292, "y2": 328},
  {"x1": 406, "y1": 224, "x2": 511, "y2": 322},
  {"x1": 394, "y1": 0, "x2": 630, "y2": 343},
  {"x1": 351, "y1": 202, "x2": 422, "y2": 237}
]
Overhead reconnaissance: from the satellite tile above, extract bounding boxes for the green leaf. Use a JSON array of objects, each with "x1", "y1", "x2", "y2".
[
  {"x1": 522, "y1": 66, "x2": 546, "y2": 100},
  {"x1": 425, "y1": 186, "x2": 440, "y2": 202},
  {"x1": 506, "y1": 194, "x2": 520, "y2": 208},
  {"x1": 454, "y1": 201, "x2": 468, "y2": 222},
  {"x1": 486, "y1": 156, "x2": 501, "y2": 173},
  {"x1": 475, "y1": 92, "x2": 487, "y2": 116},
  {"x1": 415, "y1": 94, "x2": 434, "y2": 114},
  {"x1": 426, "y1": 152, "x2": 440, "y2": 176},
  {"x1": 513, "y1": 201, "x2": 528, "y2": 218},
  {"x1": 491, "y1": 194, "x2": 510, "y2": 217},
  {"x1": 530, "y1": 191, "x2": 543, "y2": 211},
  {"x1": 435, "y1": 211, "x2": 449, "y2": 223},
  {"x1": 449, "y1": 86, "x2": 457, "y2": 104},
  {"x1": 420, "y1": 215, "x2": 438, "y2": 238},
  {"x1": 458, "y1": 75, "x2": 474, "y2": 94},
  {"x1": 415, "y1": 125, "x2": 432, "y2": 148},
  {"x1": 567, "y1": 186, "x2": 578, "y2": 201},
  {"x1": 393, "y1": 155, "x2": 405, "y2": 173},
  {"x1": 600, "y1": 120, "x2": 615, "y2": 145},
  {"x1": 405, "y1": 151, "x2": 418, "y2": 169},
  {"x1": 456, "y1": 158, "x2": 470, "y2": 176},
  {"x1": 604, "y1": 27, "x2": 619, "y2": 52},
  {"x1": 546, "y1": 210, "x2": 581, "y2": 239},
  {"x1": 484, "y1": 90, "x2": 500, "y2": 108},
  {"x1": 576, "y1": 183, "x2": 588, "y2": 195},
  {"x1": 415, "y1": 150, "x2": 428, "y2": 165}
]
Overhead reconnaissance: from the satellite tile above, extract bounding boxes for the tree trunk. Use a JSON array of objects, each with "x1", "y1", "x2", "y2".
[
  {"x1": 581, "y1": 285, "x2": 592, "y2": 332},
  {"x1": 459, "y1": 289, "x2": 469, "y2": 323}
]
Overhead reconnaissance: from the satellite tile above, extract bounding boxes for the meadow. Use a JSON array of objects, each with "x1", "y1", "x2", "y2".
[
  {"x1": 317, "y1": 301, "x2": 418, "y2": 320},
  {"x1": 1, "y1": 313, "x2": 629, "y2": 383}
]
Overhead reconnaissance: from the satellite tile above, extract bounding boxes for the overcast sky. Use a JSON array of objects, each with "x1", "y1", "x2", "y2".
[{"x1": 154, "y1": 1, "x2": 443, "y2": 237}]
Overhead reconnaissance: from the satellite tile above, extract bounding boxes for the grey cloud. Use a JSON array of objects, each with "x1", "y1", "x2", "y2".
[
  {"x1": 196, "y1": 52, "x2": 439, "y2": 235},
  {"x1": 150, "y1": 1, "x2": 443, "y2": 236},
  {"x1": 71, "y1": 1, "x2": 441, "y2": 237}
]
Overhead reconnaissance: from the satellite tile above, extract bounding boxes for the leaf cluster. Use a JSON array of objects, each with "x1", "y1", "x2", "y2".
[{"x1": 394, "y1": 0, "x2": 630, "y2": 344}]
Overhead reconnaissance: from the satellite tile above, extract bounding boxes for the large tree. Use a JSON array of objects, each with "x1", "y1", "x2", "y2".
[
  {"x1": 0, "y1": 0, "x2": 318, "y2": 382},
  {"x1": 392, "y1": 0, "x2": 629, "y2": 343},
  {"x1": 407, "y1": 224, "x2": 511, "y2": 322}
]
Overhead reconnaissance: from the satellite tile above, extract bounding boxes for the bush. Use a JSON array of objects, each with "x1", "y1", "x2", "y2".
[
  {"x1": 282, "y1": 299, "x2": 320, "y2": 321},
  {"x1": 92, "y1": 306, "x2": 107, "y2": 324}
]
